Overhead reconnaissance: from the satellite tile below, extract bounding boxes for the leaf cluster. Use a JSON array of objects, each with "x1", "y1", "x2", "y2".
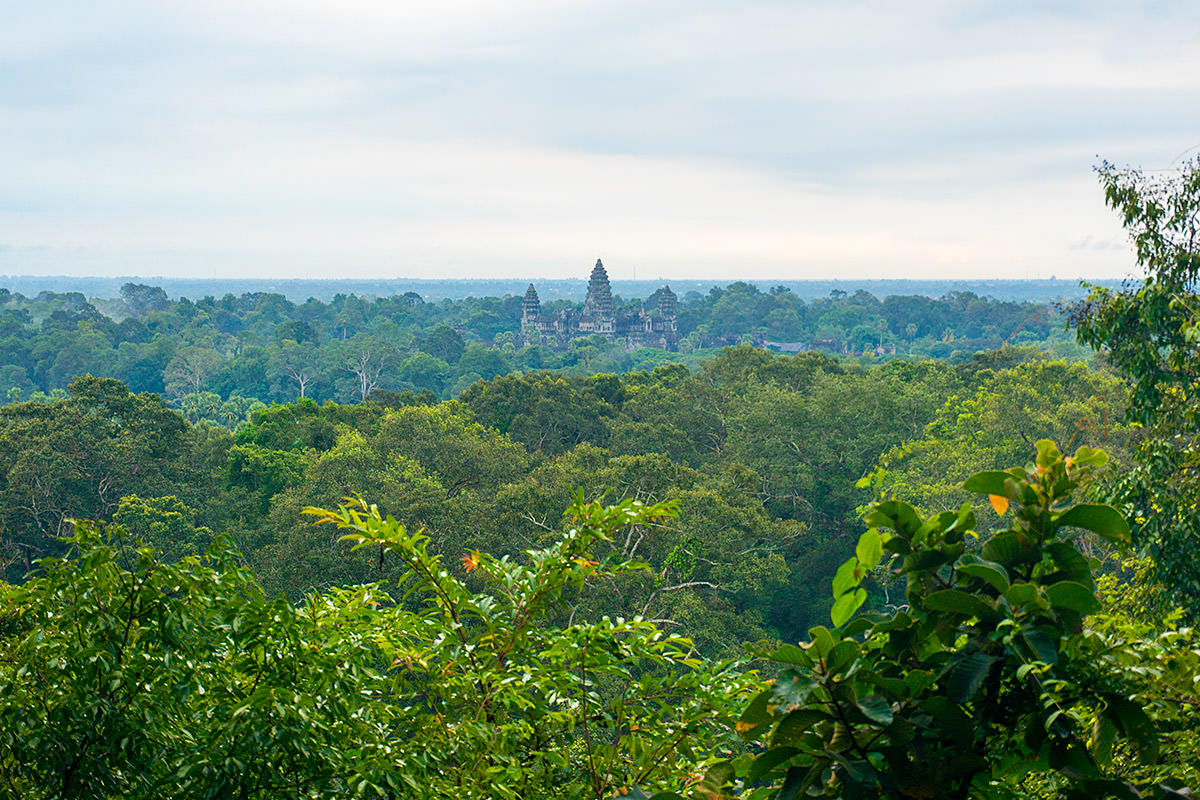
[{"x1": 689, "y1": 442, "x2": 1189, "y2": 799}]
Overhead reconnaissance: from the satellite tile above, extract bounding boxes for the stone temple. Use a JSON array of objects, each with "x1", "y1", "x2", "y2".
[{"x1": 519, "y1": 259, "x2": 679, "y2": 351}]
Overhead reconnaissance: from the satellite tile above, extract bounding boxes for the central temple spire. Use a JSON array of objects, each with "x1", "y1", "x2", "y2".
[{"x1": 583, "y1": 258, "x2": 615, "y2": 318}]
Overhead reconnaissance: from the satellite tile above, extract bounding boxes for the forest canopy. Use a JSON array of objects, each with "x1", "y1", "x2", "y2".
[{"x1": 1, "y1": 162, "x2": 1199, "y2": 798}]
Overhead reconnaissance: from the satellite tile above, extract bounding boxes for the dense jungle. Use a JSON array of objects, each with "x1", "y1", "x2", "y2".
[{"x1": 1, "y1": 162, "x2": 1199, "y2": 799}]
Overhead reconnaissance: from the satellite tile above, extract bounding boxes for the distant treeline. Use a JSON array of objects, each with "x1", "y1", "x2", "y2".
[
  {"x1": 0, "y1": 280, "x2": 1086, "y2": 418},
  {"x1": 0, "y1": 274, "x2": 1124, "y2": 303}
]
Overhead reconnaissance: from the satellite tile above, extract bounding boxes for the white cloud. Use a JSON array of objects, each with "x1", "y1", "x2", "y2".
[{"x1": 0, "y1": 0, "x2": 1196, "y2": 279}]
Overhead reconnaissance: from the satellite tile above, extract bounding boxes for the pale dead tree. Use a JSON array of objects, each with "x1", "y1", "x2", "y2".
[
  {"x1": 164, "y1": 346, "x2": 223, "y2": 401},
  {"x1": 285, "y1": 364, "x2": 316, "y2": 399},
  {"x1": 346, "y1": 349, "x2": 386, "y2": 402},
  {"x1": 273, "y1": 340, "x2": 319, "y2": 399}
]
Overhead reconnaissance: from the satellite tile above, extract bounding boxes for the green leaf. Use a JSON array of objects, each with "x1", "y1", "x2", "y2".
[
  {"x1": 776, "y1": 765, "x2": 811, "y2": 800},
  {"x1": 957, "y1": 557, "x2": 1010, "y2": 593},
  {"x1": 921, "y1": 696, "x2": 973, "y2": 742},
  {"x1": 913, "y1": 510, "x2": 958, "y2": 544},
  {"x1": 825, "y1": 640, "x2": 860, "y2": 676},
  {"x1": 982, "y1": 531, "x2": 1038, "y2": 566},
  {"x1": 771, "y1": 709, "x2": 832, "y2": 747},
  {"x1": 772, "y1": 670, "x2": 817, "y2": 713},
  {"x1": 1106, "y1": 696, "x2": 1159, "y2": 762},
  {"x1": 1046, "y1": 541, "x2": 1091, "y2": 583},
  {"x1": 865, "y1": 500, "x2": 922, "y2": 537},
  {"x1": 924, "y1": 589, "x2": 996, "y2": 619},
  {"x1": 832, "y1": 557, "x2": 863, "y2": 598},
  {"x1": 856, "y1": 693, "x2": 893, "y2": 726},
  {"x1": 831, "y1": 587, "x2": 867, "y2": 628},
  {"x1": 612, "y1": 789, "x2": 652, "y2": 800},
  {"x1": 1021, "y1": 628, "x2": 1059, "y2": 665},
  {"x1": 1006, "y1": 582, "x2": 1047, "y2": 610},
  {"x1": 1035, "y1": 439, "x2": 1061, "y2": 469},
  {"x1": 946, "y1": 652, "x2": 996, "y2": 702},
  {"x1": 962, "y1": 470, "x2": 1012, "y2": 497},
  {"x1": 1055, "y1": 504, "x2": 1131, "y2": 545},
  {"x1": 1043, "y1": 581, "x2": 1100, "y2": 614},
  {"x1": 856, "y1": 529, "x2": 883, "y2": 570},
  {"x1": 764, "y1": 643, "x2": 813, "y2": 667},
  {"x1": 745, "y1": 746, "x2": 801, "y2": 784},
  {"x1": 736, "y1": 689, "x2": 773, "y2": 739},
  {"x1": 808, "y1": 626, "x2": 836, "y2": 657},
  {"x1": 831, "y1": 754, "x2": 876, "y2": 788},
  {"x1": 1071, "y1": 445, "x2": 1108, "y2": 468},
  {"x1": 1090, "y1": 714, "x2": 1117, "y2": 764},
  {"x1": 900, "y1": 550, "x2": 950, "y2": 574}
]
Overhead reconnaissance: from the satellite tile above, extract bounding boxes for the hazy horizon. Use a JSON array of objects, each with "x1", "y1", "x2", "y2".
[{"x1": 0, "y1": 273, "x2": 1126, "y2": 304}]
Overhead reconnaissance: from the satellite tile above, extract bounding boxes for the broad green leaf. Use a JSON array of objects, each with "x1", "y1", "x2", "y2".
[
  {"x1": 776, "y1": 765, "x2": 811, "y2": 800},
  {"x1": 957, "y1": 558, "x2": 1010, "y2": 593},
  {"x1": 808, "y1": 626, "x2": 837, "y2": 658},
  {"x1": 1106, "y1": 696, "x2": 1159, "y2": 762},
  {"x1": 1046, "y1": 541, "x2": 1091, "y2": 584},
  {"x1": 771, "y1": 709, "x2": 832, "y2": 747},
  {"x1": 612, "y1": 789, "x2": 652, "y2": 800},
  {"x1": 831, "y1": 754, "x2": 876, "y2": 787},
  {"x1": 924, "y1": 589, "x2": 996, "y2": 619},
  {"x1": 842, "y1": 616, "x2": 874, "y2": 638},
  {"x1": 900, "y1": 550, "x2": 950, "y2": 574},
  {"x1": 855, "y1": 529, "x2": 883, "y2": 570},
  {"x1": 1071, "y1": 445, "x2": 1108, "y2": 468},
  {"x1": 825, "y1": 640, "x2": 860, "y2": 676},
  {"x1": 832, "y1": 557, "x2": 863, "y2": 598},
  {"x1": 1035, "y1": 439, "x2": 1061, "y2": 469},
  {"x1": 1055, "y1": 504, "x2": 1131, "y2": 545},
  {"x1": 952, "y1": 501, "x2": 976, "y2": 534},
  {"x1": 1043, "y1": 581, "x2": 1100, "y2": 614},
  {"x1": 982, "y1": 532, "x2": 1037, "y2": 566},
  {"x1": 1006, "y1": 582, "x2": 1046, "y2": 609},
  {"x1": 736, "y1": 689, "x2": 773, "y2": 739},
  {"x1": 1090, "y1": 714, "x2": 1117, "y2": 764},
  {"x1": 772, "y1": 670, "x2": 817, "y2": 713},
  {"x1": 865, "y1": 500, "x2": 922, "y2": 537},
  {"x1": 745, "y1": 747, "x2": 801, "y2": 784},
  {"x1": 831, "y1": 587, "x2": 867, "y2": 628},
  {"x1": 921, "y1": 696, "x2": 972, "y2": 742},
  {"x1": 764, "y1": 643, "x2": 813, "y2": 667},
  {"x1": 914, "y1": 510, "x2": 958, "y2": 544},
  {"x1": 946, "y1": 652, "x2": 996, "y2": 702},
  {"x1": 866, "y1": 674, "x2": 908, "y2": 700},
  {"x1": 856, "y1": 693, "x2": 893, "y2": 726},
  {"x1": 962, "y1": 470, "x2": 1012, "y2": 496},
  {"x1": 1021, "y1": 628, "x2": 1059, "y2": 665}
]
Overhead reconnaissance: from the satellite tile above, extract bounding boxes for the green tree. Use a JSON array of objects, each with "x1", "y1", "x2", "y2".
[
  {"x1": 698, "y1": 442, "x2": 1191, "y2": 799},
  {"x1": 111, "y1": 494, "x2": 212, "y2": 560},
  {"x1": 1072, "y1": 157, "x2": 1200, "y2": 614},
  {"x1": 164, "y1": 346, "x2": 225, "y2": 402},
  {"x1": 875, "y1": 359, "x2": 1133, "y2": 529},
  {"x1": 0, "y1": 496, "x2": 753, "y2": 799},
  {"x1": 0, "y1": 377, "x2": 193, "y2": 580}
]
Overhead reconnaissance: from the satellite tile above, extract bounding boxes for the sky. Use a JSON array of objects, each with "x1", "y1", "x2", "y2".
[{"x1": 1, "y1": 1, "x2": 1198, "y2": 281}]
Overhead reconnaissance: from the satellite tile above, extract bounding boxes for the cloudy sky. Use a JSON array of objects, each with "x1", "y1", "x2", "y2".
[{"x1": 2, "y1": 1, "x2": 1198, "y2": 281}]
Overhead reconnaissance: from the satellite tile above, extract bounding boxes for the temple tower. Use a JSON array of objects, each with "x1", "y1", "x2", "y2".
[
  {"x1": 582, "y1": 259, "x2": 615, "y2": 320},
  {"x1": 658, "y1": 285, "x2": 678, "y2": 321},
  {"x1": 521, "y1": 283, "x2": 541, "y2": 325}
]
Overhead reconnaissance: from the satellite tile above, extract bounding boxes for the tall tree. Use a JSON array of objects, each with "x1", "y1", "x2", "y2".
[{"x1": 1072, "y1": 157, "x2": 1200, "y2": 614}]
